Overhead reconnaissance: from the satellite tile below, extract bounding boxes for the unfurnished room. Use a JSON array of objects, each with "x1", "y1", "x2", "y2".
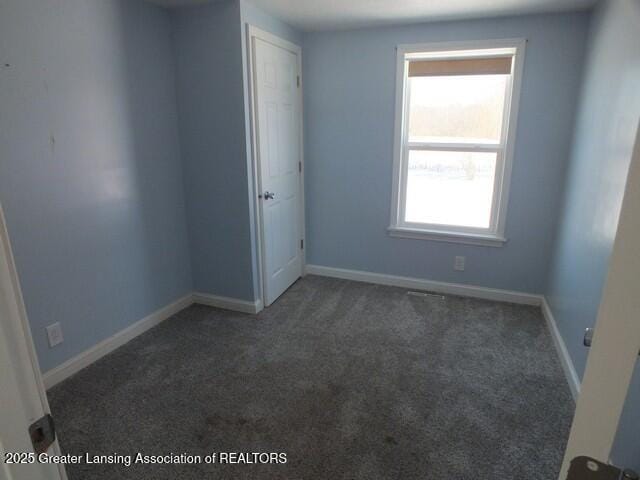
[{"x1": 0, "y1": 0, "x2": 639, "y2": 479}]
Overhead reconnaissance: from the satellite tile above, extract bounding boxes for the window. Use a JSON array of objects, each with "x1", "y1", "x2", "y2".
[{"x1": 389, "y1": 40, "x2": 525, "y2": 246}]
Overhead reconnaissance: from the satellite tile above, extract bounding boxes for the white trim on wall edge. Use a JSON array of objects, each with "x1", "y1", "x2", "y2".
[
  {"x1": 42, "y1": 294, "x2": 194, "y2": 389},
  {"x1": 541, "y1": 297, "x2": 581, "y2": 401},
  {"x1": 42, "y1": 291, "x2": 262, "y2": 389},
  {"x1": 306, "y1": 264, "x2": 581, "y2": 398},
  {"x1": 193, "y1": 292, "x2": 263, "y2": 314},
  {"x1": 40, "y1": 278, "x2": 577, "y2": 406},
  {"x1": 305, "y1": 264, "x2": 542, "y2": 306}
]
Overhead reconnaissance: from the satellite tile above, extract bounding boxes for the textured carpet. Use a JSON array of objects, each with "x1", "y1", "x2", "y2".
[{"x1": 48, "y1": 275, "x2": 574, "y2": 479}]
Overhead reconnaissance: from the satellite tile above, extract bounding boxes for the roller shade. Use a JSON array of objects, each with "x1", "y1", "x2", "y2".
[{"x1": 408, "y1": 56, "x2": 513, "y2": 77}]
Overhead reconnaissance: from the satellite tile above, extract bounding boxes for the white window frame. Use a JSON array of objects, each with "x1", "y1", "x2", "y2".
[{"x1": 388, "y1": 39, "x2": 526, "y2": 247}]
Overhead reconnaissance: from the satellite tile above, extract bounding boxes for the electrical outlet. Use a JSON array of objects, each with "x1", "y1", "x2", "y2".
[
  {"x1": 454, "y1": 256, "x2": 465, "y2": 271},
  {"x1": 46, "y1": 322, "x2": 63, "y2": 348}
]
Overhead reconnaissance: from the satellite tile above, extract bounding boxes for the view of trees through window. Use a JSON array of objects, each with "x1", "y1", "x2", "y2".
[
  {"x1": 408, "y1": 75, "x2": 507, "y2": 143},
  {"x1": 404, "y1": 73, "x2": 508, "y2": 229}
]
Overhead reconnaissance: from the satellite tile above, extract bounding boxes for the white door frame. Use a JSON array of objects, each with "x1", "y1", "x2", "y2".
[
  {"x1": 0, "y1": 204, "x2": 67, "y2": 480},
  {"x1": 246, "y1": 25, "x2": 306, "y2": 309},
  {"x1": 559, "y1": 123, "x2": 640, "y2": 477}
]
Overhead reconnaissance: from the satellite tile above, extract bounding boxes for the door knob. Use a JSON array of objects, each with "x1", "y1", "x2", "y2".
[{"x1": 263, "y1": 191, "x2": 275, "y2": 200}]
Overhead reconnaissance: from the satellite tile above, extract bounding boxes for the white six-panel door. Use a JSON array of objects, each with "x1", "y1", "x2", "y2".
[{"x1": 252, "y1": 32, "x2": 303, "y2": 307}]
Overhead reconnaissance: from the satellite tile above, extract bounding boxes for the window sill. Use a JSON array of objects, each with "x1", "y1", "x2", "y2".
[{"x1": 387, "y1": 226, "x2": 507, "y2": 247}]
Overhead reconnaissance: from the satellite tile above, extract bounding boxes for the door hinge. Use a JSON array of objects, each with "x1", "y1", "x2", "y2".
[
  {"x1": 297, "y1": 75, "x2": 300, "y2": 88},
  {"x1": 567, "y1": 456, "x2": 638, "y2": 480},
  {"x1": 29, "y1": 414, "x2": 56, "y2": 454},
  {"x1": 300, "y1": 239, "x2": 304, "y2": 249},
  {"x1": 298, "y1": 161, "x2": 302, "y2": 173}
]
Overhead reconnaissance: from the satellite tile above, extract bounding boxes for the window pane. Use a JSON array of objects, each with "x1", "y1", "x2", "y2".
[
  {"x1": 404, "y1": 150, "x2": 497, "y2": 229},
  {"x1": 408, "y1": 75, "x2": 508, "y2": 144}
]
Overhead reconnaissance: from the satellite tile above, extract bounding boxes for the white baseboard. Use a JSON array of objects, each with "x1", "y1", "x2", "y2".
[
  {"x1": 42, "y1": 293, "x2": 194, "y2": 389},
  {"x1": 541, "y1": 297, "x2": 581, "y2": 401},
  {"x1": 42, "y1": 290, "x2": 263, "y2": 389},
  {"x1": 42, "y1": 276, "x2": 577, "y2": 405},
  {"x1": 192, "y1": 292, "x2": 263, "y2": 314},
  {"x1": 306, "y1": 264, "x2": 580, "y2": 398},
  {"x1": 305, "y1": 264, "x2": 542, "y2": 306}
]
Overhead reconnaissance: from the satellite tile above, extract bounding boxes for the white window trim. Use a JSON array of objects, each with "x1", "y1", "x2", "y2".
[{"x1": 389, "y1": 38, "x2": 526, "y2": 247}]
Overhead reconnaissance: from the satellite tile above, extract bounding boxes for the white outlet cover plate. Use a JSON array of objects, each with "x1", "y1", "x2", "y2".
[{"x1": 46, "y1": 322, "x2": 63, "y2": 347}]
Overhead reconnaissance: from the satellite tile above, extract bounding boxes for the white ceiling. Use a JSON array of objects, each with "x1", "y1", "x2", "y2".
[{"x1": 146, "y1": 0, "x2": 597, "y2": 31}]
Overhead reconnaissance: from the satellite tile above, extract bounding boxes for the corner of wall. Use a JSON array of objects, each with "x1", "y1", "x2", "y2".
[{"x1": 169, "y1": 0, "x2": 257, "y2": 302}]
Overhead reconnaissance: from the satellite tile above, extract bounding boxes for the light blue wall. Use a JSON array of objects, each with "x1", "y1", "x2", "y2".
[
  {"x1": 0, "y1": 0, "x2": 303, "y2": 375},
  {"x1": 172, "y1": 0, "x2": 256, "y2": 300},
  {"x1": 240, "y1": 0, "x2": 302, "y2": 45},
  {"x1": 545, "y1": 0, "x2": 640, "y2": 469},
  {"x1": 0, "y1": 0, "x2": 192, "y2": 372},
  {"x1": 171, "y1": 0, "x2": 301, "y2": 302},
  {"x1": 302, "y1": 12, "x2": 590, "y2": 294}
]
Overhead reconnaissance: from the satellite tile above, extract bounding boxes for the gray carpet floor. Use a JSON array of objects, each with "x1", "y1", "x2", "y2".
[{"x1": 48, "y1": 275, "x2": 574, "y2": 479}]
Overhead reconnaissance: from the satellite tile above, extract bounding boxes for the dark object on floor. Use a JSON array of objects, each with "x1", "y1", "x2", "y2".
[
  {"x1": 48, "y1": 275, "x2": 574, "y2": 479},
  {"x1": 567, "y1": 456, "x2": 638, "y2": 480}
]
